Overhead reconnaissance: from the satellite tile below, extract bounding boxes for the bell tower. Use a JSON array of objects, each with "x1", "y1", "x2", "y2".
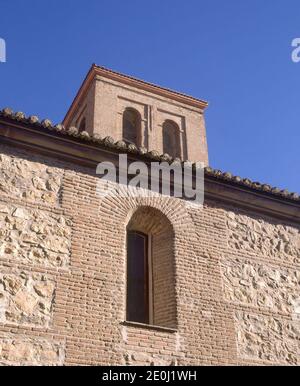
[{"x1": 63, "y1": 65, "x2": 209, "y2": 164}]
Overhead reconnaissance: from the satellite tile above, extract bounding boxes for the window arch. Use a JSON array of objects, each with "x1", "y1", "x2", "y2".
[
  {"x1": 126, "y1": 207, "x2": 177, "y2": 328},
  {"x1": 79, "y1": 117, "x2": 86, "y2": 133},
  {"x1": 122, "y1": 108, "x2": 141, "y2": 146},
  {"x1": 127, "y1": 231, "x2": 149, "y2": 324},
  {"x1": 162, "y1": 120, "x2": 181, "y2": 159}
]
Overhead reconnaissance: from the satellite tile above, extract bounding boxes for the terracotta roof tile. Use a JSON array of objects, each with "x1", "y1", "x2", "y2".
[{"x1": 0, "y1": 107, "x2": 299, "y2": 203}]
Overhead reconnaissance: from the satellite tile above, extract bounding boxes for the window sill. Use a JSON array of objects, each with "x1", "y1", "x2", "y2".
[{"x1": 121, "y1": 321, "x2": 177, "y2": 333}]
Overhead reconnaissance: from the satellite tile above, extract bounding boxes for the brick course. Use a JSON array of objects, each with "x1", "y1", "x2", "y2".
[{"x1": 0, "y1": 140, "x2": 298, "y2": 366}]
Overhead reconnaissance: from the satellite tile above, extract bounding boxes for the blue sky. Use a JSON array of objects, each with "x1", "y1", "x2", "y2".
[{"x1": 0, "y1": 0, "x2": 299, "y2": 192}]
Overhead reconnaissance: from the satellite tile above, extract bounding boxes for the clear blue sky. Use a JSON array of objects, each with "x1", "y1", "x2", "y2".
[{"x1": 0, "y1": 0, "x2": 299, "y2": 192}]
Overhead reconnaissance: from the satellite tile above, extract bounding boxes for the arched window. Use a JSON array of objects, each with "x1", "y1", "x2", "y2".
[
  {"x1": 126, "y1": 207, "x2": 177, "y2": 328},
  {"x1": 79, "y1": 117, "x2": 86, "y2": 133},
  {"x1": 162, "y1": 120, "x2": 181, "y2": 159},
  {"x1": 127, "y1": 231, "x2": 149, "y2": 324},
  {"x1": 122, "y1": 108, "x2": 141, "y2": 146}
]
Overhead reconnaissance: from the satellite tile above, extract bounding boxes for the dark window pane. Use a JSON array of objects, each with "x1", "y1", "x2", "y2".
[
  {"x1": 163, "y1": 128, "x2": 173, "y2": 154},
  {"x1": 79, "y1": 117, "x2": 86, "y2": 133},
  {"x1": 127, "y1": 231, "x2": 149, "y2": 324},
  {"x1": 163, "y1": 121, "x2": 181, "y2": 158},
  {"x1": 123, "y1": 109, "x2": 140, "y2": 145}
]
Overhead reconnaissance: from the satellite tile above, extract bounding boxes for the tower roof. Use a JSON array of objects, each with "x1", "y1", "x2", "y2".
[{"x1": 63, "y1": 64, "x2": 209, "y2": 128}]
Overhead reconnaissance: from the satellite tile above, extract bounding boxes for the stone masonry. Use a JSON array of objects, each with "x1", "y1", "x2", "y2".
[
  {"x1": 0, "y1": 140, "x2": 298, "y2": 366},
  {"x1": 0, "y1": 66, "x2": 299, "y2": 366}
]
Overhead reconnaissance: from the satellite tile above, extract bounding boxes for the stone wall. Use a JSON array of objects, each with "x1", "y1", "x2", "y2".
[
  {"x1": 224, "y1": 210, "x2": 300, "y2": 365},
  {"x1": 0, "y1": 204, "x2": 71, "y2": 268},
  {"x1": 221, "y1": 257, "x2": 300, "y2": 314},
  {"x1": 0, "y1": 142, "x2": 299, "y2": 366},
  {"x1": 0, "y1": 336, "x2": 64, "y2": 366},
  {"x1": 235, "y1": 311, "x2": 299, "y2": 365},
  {"x1": 0, "y1": 271, "x2": 55, "y2": 327},
  {"x1": 227, "y1": 211, "x2": 300, "y2": 264},
  {"x1": 0, "y1": 152, "x2": 63, "y2": 205},
  {"x1": 0, "y1": 144, "x2": 68, "y2": 366}
]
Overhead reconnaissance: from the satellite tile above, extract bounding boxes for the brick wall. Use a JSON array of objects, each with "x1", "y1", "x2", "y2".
[
  {"x1": 0, "y1": 142, "x2": 299, "y2": 366},
  {"x1": 66, "y1": 74, "x2": 209, "y2": 164}
]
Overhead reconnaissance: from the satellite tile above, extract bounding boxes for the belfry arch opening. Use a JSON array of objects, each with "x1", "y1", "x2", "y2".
[
  {"x1": 122, "y1": 108, "x2": 142, "y2": 146},
  {"x1": 162, "y1": 120, "x2": 181, "y2": 159}
]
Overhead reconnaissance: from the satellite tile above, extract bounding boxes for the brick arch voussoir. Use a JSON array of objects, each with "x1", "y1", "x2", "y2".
[{"x1": 99, "y1": 193, "x2": 195, "y2": 238}]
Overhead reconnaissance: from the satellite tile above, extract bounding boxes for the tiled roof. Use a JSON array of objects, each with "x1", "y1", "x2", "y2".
[{"x1": 0, "y1": 107, "x2": 299, "y2": 203}]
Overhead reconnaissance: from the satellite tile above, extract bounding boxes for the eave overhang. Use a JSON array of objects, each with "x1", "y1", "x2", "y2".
[{"x1": 0, "y1": 114, "x2": 299, "y2": 225}]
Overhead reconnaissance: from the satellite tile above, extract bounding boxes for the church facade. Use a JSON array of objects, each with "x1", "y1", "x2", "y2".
[{"x1": 0, "y1": 65, "x2": 299, "y2": 366}]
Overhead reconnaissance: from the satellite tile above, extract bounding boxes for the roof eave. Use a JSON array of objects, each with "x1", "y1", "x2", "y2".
[
  {"x1": 63, "y1": 64, "x2": 209, "y2": 127},
  {"x1": 0, "y1": 112, "x2": 299, "y2": 215}
]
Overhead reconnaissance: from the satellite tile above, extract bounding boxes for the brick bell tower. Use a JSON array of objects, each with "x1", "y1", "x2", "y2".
[{"x1": 63, "y1": 64, "x2": 209, "y2": 164}]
